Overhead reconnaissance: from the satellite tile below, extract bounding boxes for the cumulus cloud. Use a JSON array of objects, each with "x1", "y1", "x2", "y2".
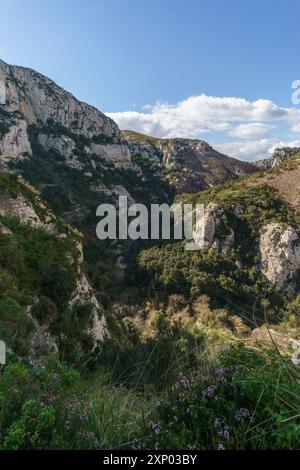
[
  {"x1": 214, "y1": 138, "x2": 300, "y2": 162},
  {"x1": 107, "y1": 94, "x2": 290, "y2": 138},
  {"x1": 106, "y1": 93, "x2": 300, "y2": 161},
  {"x1": 228, "y1": 123, "x2": 275, "y2": 139}
]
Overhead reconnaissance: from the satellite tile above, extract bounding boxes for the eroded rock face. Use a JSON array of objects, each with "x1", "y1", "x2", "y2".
[
  {"x1": 259, "y1": 223, "x2": 300, "y2": 290},
  {"x1": 0, "y1": 59, "x2": 119, "y2": 138},
  {"x1": 0, "y1": 193, "x2": 53, "y2": 228},
  {"x1": 0, "y1": 119, "x2": 32, "y2": 162},
  {"x1": 0, "y1": 170, "x2": 108, "y2": 346},
  {"x1": 0, "y1": 58, "x2": 133, "y2": 170},
  {"x1": 193, "y1": 203, "x2": 235, "y2": 255},
  {"x1": 71, "y1": 271, "x2": 107, "y2": 343}
]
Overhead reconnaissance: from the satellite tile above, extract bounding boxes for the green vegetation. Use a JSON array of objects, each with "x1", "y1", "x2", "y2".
[
  {"x1": 135, "y1": 242, "x2": 278, "y2": 322},
  {"x1": 1, "y1": 145, "x2": 300, "y2": 450},
  {"x1": 139, "y1": 345, "x2": 300, "y2": 450},
  {"x1": 1, "y1": 335, "x2": 299, "y2": 450},
  {"x1": 0, "y1": 215, "x2": 96, "y2": 359}
]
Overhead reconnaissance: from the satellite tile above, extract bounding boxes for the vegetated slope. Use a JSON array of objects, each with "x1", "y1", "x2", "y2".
[
  {"x1": 130, "y1": 154, "x2": 300, "y2": 332},
  {"x1": 123, "y1": 129, "x2": 258, "y2": 194},
  {"x1": 254, "y1": 153, "x2": 300, "y2": 216},
  {"x1": 0, "y1": 169, "x2": 107, "y2": 363},
  {"x1": 1, "y1": 61, "x2": 300, "y2": 452}
]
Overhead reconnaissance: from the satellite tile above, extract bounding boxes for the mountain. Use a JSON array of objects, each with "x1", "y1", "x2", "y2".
[
  {"x1": 132, "y1": 152, "x2": 300, "y2": 336},
  {"x1": 0, "y1": 59, "x2": 257, "y2": 217},
  {"x1": 0, "y1": 58, "x2": 141, "y2": 219},
  {"x1": 256, "y1": 147, "x2": 300, "y2": 170},
  {"x1": 1, "y1": 60, "x2": 300, "y2": 451},
  {"x1": 124, "y1": 130, "x2": 257, "y2": 194}
]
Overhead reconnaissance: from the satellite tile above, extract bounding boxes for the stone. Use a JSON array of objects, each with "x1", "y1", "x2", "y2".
[{"x1": 259, "y1": 222, "x2": 300, "y2": 290}]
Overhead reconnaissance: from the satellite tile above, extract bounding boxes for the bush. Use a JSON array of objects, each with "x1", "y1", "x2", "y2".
[{"x1": 138, "y1": 345, "x2": 300, "y2": 450}]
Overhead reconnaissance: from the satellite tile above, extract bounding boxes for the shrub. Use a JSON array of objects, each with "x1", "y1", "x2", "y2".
[{"x1": 138, "y1": 345, "x2": 300, "y2": 450}]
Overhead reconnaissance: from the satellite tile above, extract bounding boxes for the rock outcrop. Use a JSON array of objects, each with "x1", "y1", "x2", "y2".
[
  {"x1": 259, "y1": 223, "x2": 300, "y2": 290},
  {"x1": 256, "y1": 147, "x2": 300, "y2": 170},
  {"x1": 0, "y1": 118, "x2": 32, "y2": 162},
  {"x1": 193, "y1": 203, "x2": 235, "y2": 255}
]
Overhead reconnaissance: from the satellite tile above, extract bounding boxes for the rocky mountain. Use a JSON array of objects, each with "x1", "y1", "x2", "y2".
[
  {"x1": 0, "y1": 59, "x2": 143, "y2": 221},
  {"x1": 133, "y1": 152, "x2": 300, "y2": 337},
  {"x1": 0, "y1": 59, "x2": 259, "y2": 221},
  {"x1": 256, "y1": 147, "x2": 300, "y2": 170},
  {"x1": 0, "y1": 59, "x2": 130, "y2": 165},
  {"x1": 124, "y1": 130, "x2": 257, "y2": 194},
  {"x1": 1, "y1": 58, "x2": 300, "y2": 354}
]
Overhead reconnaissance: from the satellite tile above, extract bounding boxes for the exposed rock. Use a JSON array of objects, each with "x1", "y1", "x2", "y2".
[
  {"x1": 0, "y1": 58, "x2": 133, "y2": 170},
  {"x1": 124, "y1": 130, "x2": 257, "y2": 194},
  {"x1": 259, "y1": 223, "x2": 300, "y2": 290},
  {"x1": 71, "y1": 272, "x2": 108, "y2": 344},
  {"x1": 0, "y1": 193, "x2": 43, "y2": 227},
  {"x1": 0, "y1": 222, "x2": 12, "y2": 236},
  {"x1": 250, "y1": 325, "x2": 295, "y2": 349},
  {"x1": 0, "y1": 118, "x2": 32, "y2": 162},
  {"x1": 256, "y1": 147, "x2": 300, "y2": 170},
  {"x1": 193, "y1": 202, "x2": 235, "y2": 254},
  {"x1": 70, "y1": 239, "x2": 108, "y2": 343},
  {"x1": 89, "y1": 143, "x2": 134, "y2": 169},
  {"x1": 0, "y1": 59, "x2": 120, "y2": 140},
  {"x1": 38, "y1": 133, "x2": 75, "y2": 159}
]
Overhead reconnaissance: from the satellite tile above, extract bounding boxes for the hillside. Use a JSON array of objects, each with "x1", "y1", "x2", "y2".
[
  {"x1": 0, "y1": 169, "x2": 107, "y2": 360},
  {"x1": 256, "y1": 147, "x2": 300, "y2": 170},
  {"x1": 124, "y1": 130, "x2": 257, "y2": 193},
  {"x1": 1, "y1": 60, "x2": 300, "y2": 451},
  {"x1": 130, "y1": 154, "x2": 300, "y2": 335}
]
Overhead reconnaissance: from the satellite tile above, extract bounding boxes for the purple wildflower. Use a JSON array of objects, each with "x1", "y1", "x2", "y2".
[{"x1": 235, "y1": 407, "x2": 250, "y2": 422}]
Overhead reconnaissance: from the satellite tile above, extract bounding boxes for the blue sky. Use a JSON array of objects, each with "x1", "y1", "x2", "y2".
[{"x1": 1, "y1": 0, "x2": 300, "y2": 160}]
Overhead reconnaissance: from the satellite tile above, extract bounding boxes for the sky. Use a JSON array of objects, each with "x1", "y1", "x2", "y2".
[{"x1": 1, "y1": 0, "x2": 300, "y2": 160}]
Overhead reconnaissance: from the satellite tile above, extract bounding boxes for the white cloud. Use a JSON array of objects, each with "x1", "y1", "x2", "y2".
[
  {"x1": 214, "y1": 138, "x2": 300, "y2": 162},
  {"x1": 107, "y1": 94, "x2": 290, "y2": 139},
  {"x1": 214, "y1": 139, "x2": 275, "y2": 161},
  {"x1": 228, "y1": 123, "x2": 275, "y2": 139},
  {"x1": 106, "y1": 93, "x2": 300, "y2": 161}
]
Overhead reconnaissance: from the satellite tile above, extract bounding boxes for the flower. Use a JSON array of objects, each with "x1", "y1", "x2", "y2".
[
  {"x1": 202, "y1": 385, "x2": 216, "y2": 398},
  {"x1": 235, "y1": 407, "x2": 250, "y2": 422}
]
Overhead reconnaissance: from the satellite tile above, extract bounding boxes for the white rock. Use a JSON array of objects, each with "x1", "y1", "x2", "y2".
[
  {"x1": 259, "y1": 223, "x2": 300, "y2": 289},
  {"x1": 0, "y1": 119, "x2": 32, "y2": 162}
]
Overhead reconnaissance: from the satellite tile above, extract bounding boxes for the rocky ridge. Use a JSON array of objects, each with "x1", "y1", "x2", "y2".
[
  {"x1": 124, "y1": 130, "x2": 258, "y2": 194},
  {"x1": 256, "y1": 147, "x2": 300, "y2": 170}
]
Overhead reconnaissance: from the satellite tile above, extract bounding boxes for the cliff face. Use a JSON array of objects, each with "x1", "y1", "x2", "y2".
[
  {"x1": 124, "y1": 130, "x2": 258, "y2": 194},
  {"x1": 0, "y1": 59, "x2": 132, "y2": 167}
]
